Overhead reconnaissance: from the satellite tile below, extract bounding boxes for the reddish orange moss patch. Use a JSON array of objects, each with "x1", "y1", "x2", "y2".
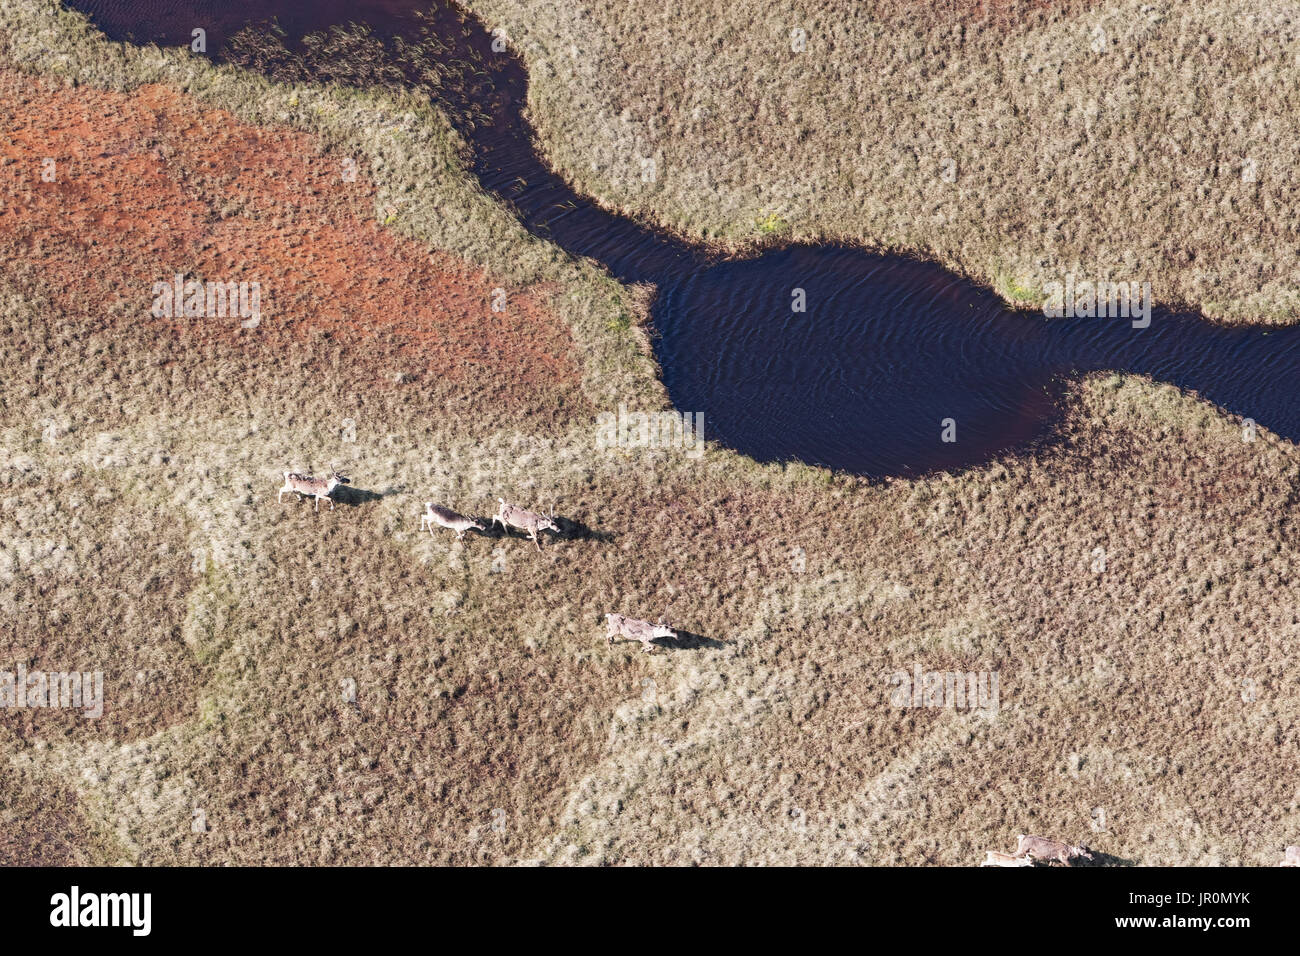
[{"x1": 0, "y1": 69, "x2": 579, "y2": 396}]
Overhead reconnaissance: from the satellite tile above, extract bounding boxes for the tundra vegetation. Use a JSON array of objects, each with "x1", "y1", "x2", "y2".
[
  {"x1": 464, "y1": 0, "x2": 1300, "y2": 323},
  {"x1": 0, "y1": 0, "x2": 1297, "y2": 865}
]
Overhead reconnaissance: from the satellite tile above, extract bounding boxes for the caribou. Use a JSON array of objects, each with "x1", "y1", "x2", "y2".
[
  {"x1": 1014, "y1": 834, "x2": 1093, "y2": 866},
  {"x1": 421, "y1": 503, "x2": 485, "y2": 540},
  {"x1": 492, "y1": 499, "x2": 559, "y2": 551},
  {"x1": 278, "y1": 469, "x2": 350, "y2": 512},
  {"x1": 605, "y1": 613, "x2": 676, "y2": 654},
  {"x1": 980, "y1": 850, "x2": 1034, "y2": 867}
]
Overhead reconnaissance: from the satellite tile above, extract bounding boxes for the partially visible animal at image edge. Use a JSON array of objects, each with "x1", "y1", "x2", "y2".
[
  {"x1": 492, "y1": 498, "x2": 559, "y2": 551},
  {"x1": 1279, "y1": 845, "x2": 1300, "y2": 867},
  {"x1": 421, "y1": 502, "x2": 485, "y2": 540},
  {"x1": 978, "y1": 834, "x2": 1094, "y2": 867},
  {"x1": 278, "y1": 469, "x2": 350, "y2": 511},
  {"x1": 979, "y1": 850, "x2": 1033, "y2": 868},
  {"x1": 605, "y1": 613, "x2": 676, "y2": 654},
  {"x1": 1014, "y1": 834, "x2": 1093, "y2": 866}
]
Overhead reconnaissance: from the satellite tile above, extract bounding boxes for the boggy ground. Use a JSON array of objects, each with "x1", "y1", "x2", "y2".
[
  {"x1": 465, "y1": 0, "x2": 1300, "y2": 323},
  {"x1": 0, "y1": 69, "x2": 579, "y2": 402},
  {"x1": 0, "y1": 0, "x2": 1296, "y2": 865}
]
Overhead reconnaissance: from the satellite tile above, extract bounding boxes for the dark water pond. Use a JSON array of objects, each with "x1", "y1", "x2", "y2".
[{"x1": 65, "y1": 1, "x2": 1300, "y2": 476}]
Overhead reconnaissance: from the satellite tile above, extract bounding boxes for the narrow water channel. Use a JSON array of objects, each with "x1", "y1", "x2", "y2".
[{"x1": 65, "y1": 0, "x2": 1300, "y2": 476}]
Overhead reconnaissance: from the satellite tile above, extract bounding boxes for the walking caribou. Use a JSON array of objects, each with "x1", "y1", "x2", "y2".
[
  {"x1": 422, "y1": 503, "x2": 485, "y2": 540},
  {"x1": 278, "y1": 469, "x2": 350, "y2": 512},
  {"x1": 605, "y1": 613, "x2": 676, "y2": 654},
  {"x1": 492, "y1": 499, "x2": 559, "y2": 551}
]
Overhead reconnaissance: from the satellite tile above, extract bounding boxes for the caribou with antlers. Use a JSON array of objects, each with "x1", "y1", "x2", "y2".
[
  {"x1": 492, "y1": 499, "x2": 559, "y2": 551},
  {"x1": 605, "y1": 613, "x2": 676, "y2": 654},
  {"x1": 278, "y1": 469, "x2": 350, "y2": 512},
  {"x1": 422, "y1": 502, "x2": 485, "y2": 540}
]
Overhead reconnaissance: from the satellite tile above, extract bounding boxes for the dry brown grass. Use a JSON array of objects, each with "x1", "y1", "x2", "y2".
[
  {"x1": 0, "y1": 764, "x2": 118, "y2": 864},
  {"x1": 0, "y1": 0, "x2": 1298, "y2": 866},
  {"x1": 466, "y1": 0, "x2": 1300, "y2": 322}
]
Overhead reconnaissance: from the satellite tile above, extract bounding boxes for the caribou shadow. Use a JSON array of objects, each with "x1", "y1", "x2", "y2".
[
  {"x1": 657, "y1": 629, "x2": 727, "y2": 652},
  {"x1": 552, "y1": 516, "x2": 616, "y2": 544},
  {"x1": 331, "y1": 485, "x2": 387, "y2": 507},
  {"x1": 1073, "y1": 850, "x2": 1136, "y2": 867}
]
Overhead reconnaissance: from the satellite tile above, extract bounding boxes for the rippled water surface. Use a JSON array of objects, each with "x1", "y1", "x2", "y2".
[{"x1": 65, "y1": 0, "x2": 1300, "y2": 476}]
